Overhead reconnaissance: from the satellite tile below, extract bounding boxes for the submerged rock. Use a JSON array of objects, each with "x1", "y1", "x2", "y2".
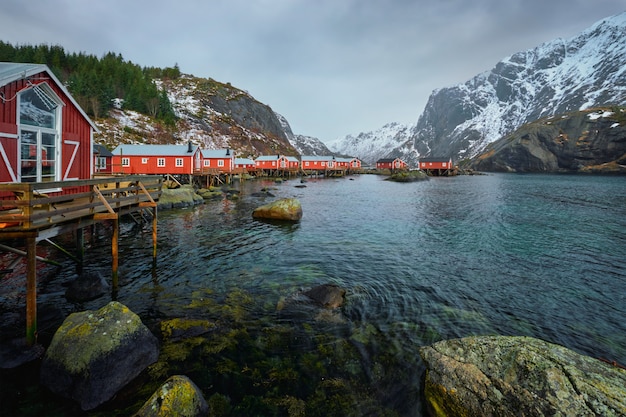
[
  {"x1": 134, "y1": 375, "x2": 208, "y2": 417},
  {"x1": 303, "y1": 284, "x2": 346, "y2": 309},
  {"x1": 40, "y1": 301, "x2": 159, "y2": 410},
  {"x1": 252, "y1": 198, "x2": 303, "y2": 222},
  {"x1": 419, "y1": 335, "x2": 626, "y2": 417},
  {"x1": 65, "y1": 270, "x2": 110, "y2": 302}
]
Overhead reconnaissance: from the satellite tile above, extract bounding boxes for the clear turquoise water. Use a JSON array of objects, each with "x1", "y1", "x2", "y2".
[{"x1": 2, "y1": 173, "x2": 625, "y2": 416}]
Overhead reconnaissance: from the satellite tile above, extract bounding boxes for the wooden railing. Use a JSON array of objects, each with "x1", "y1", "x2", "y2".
[{"x1": 0, "y1": 175, "x2": 162, "y2": 232}]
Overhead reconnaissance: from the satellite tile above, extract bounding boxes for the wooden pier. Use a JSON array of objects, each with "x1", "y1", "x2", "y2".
[{"x1": 0, "y1": 175, "x2": 162, "y2": 345}]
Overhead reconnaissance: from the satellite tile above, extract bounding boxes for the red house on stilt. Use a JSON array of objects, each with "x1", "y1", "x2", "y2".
[{"x1": 0, "y1": 63, "x2": 98, "y2": 187}]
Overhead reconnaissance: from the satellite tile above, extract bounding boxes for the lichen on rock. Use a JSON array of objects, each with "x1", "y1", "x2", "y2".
[
  {"x1": 419, "y1": 335, "x2": 626, "y2": 417},
  {"x1": 40, "y1": 301, "x2": 160, "y2": 410}
]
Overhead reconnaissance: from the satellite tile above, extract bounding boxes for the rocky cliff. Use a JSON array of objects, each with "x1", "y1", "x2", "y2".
[{"x1": 469, "y1": 107, "x2": 626, "y2": 173}]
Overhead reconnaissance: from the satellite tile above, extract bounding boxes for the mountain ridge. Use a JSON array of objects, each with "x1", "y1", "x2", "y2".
[{"x1": 329, "y1": 11, "x2": 626, "y2": 167}]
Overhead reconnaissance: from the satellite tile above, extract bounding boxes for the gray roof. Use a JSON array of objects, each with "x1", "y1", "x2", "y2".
[
  {"x1": 93, "y1": 144, "x2": 113, "y2": 157},
  {"x1": 301, "y1": 155, "x2": 336, "y2": 161},
  {"x1": 201, "y1": 149, "x2": 232, "y2": 158},
  {"x1": 255, "y1": 155, "x2": 282, "y2": 161},
  {"x1": 0, "y1": 62, "x2": 99, "y2": 132},
  {"x1": 235, "y1": 158, "x2": 255, "y2": 164},
  {"x1": 112, "y1": 144, "x2": 199, "y2": 156}
]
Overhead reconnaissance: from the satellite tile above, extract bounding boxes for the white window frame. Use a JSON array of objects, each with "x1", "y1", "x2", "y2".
[
  {"x1": 157, "y1": 158, "x2": 166, "y2": 167},
  {"x1": 142, "y1": 157, "x2": 148, "y2": 164},
  {"x1": 176, "y1": 158, "x2": 183, "y2": 167},
  {"x1": 218, "y1": 160, "x2": 224, "y2": 167},
  {"x1": 121, "y1": 157, "x2": 130, "y2": 167}
]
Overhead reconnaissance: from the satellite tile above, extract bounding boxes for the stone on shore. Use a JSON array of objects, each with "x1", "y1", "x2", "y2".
[
  {"x1": 158, "y1": 185, "x2": 204, "y2": 209},
  {"x1": 40, "y1": 301, "x2": 160, "y2": 410},
  {"x1": 419, "y1": 335, "x2": 626, "y2": 417},
  {"x1": 252, "y1": 198, "x2": 302, "y2": 222},
  {"x1": 134, "y1": 375, "x2": 208, "y2": 417}
]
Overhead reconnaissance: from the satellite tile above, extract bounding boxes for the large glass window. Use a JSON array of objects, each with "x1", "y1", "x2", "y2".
[{"x1": 19, "y1": 84, "x2": 60, "y2": 182}]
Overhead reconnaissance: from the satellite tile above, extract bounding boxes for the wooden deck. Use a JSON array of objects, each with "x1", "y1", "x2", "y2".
[
  {"x1": 0, "y1": 175, "x2": 162, "y2": 238},
  {"x1": 0, "y1": 175, "x2": 162, "y2": 345}
]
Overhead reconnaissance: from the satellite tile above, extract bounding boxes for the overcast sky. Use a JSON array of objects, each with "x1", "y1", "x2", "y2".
[{"x1": 2, "y1": 0, "x2": 624, "y2": 142}]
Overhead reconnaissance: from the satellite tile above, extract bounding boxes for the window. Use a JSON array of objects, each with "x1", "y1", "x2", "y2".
[
  {"x1": 96, "y1": 157, "x2": 107, "y2": 171},
  {"x1": 176, "y1": 158, "x2": 183, "y2": 167},
  {"x1": 19, "y1": 84, "x2": 61, "y2": 182},
  {"x1": 305, "y1": 161, "x2": 309, "y2": 167},
  {"x1": 157, "y1": 158, "x2": 165, "y2": 167},
  {"x1": 218, "y1": 160, "x2": 224, "y2": 167},
  {"x1": 122, "y1": 157, "x2": 130, "y2": 167},
  {"x1": 204, "y1": 160, "x2": 210, "y2": 167},
  {"x1": 142, "y1": 158, "x2": 148, "y2": 164}
]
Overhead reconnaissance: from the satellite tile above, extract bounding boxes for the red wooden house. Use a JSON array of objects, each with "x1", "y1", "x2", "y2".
[
  {"x1": 234, "y1": 157, "x2": 256, "y2": 171},
  {"x1": 301, "y1": 155, "x2": 337, "y2": 171},
  {"x1": 199, "y1": 149, "x2": 235, "y2": 173},
  {"x1": 419, "y1": 157, "x2": 454, "y2": 176},
  {"x1": 93, "y1": 144, "x2": 113, "y2": 175},
  {"x1": 0, "y1": 63, "x2": 98, "y2": 186},
  {"x1": 335, "y1": 157, "x2": 362, "y2": 170},
  {"x1": 111, "y1": 143, "x2": 200, "y2": 175},
  {"x1": 376, "y1": 157, "x2": 408, "y2": 170},
  {"x1": 419, "y1": 157, "x2": 452, "y2": 170},
  {"x1": 255, "y1": 154, "x2": 288, "y2": 170}
]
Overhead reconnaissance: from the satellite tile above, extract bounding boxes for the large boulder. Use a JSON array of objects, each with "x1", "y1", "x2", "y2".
[
  {"x1": 252, "y1": 198, "x2": 302, "y2": 222},
  {"x1": 134, "y1": 375, "x2": 208, "y2": 417},
  {"x1": 40, "y1": 301, "x2": 160, "y2": 410},
  {"x1": 419, "y1": 335, "x2": 626, "y2": 417}
]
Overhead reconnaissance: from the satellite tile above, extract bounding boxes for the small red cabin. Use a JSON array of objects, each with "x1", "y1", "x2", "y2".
[
  {"x1": 93, "y1": 144, "x2": 113, "y2": 175},
  {"x1": 376, "y1": 158, "x2": 407, "y2": 170},
  {"x1": 235, "y1": 157, "x2": 256, "y2": 171},
  {"x1": 335, "y1": 157, "x2": 362, "y2": 170},
  {"x1": 301, "y1": 155, "x2": 337, "y2": 170},
  {"x1": 419, "y1": 157, "x2": 455, "y2": 176},
  {"x1": 111, "y1": 143, "x2": 200, "y2": 175},
  {"x1": 199, "y1": 149, "x2": 235, "y2": 173},
  {"x1": 255, "y1": 155, "x2": 289, "y2": 170},
  {"x1": 0, "y1": 63, "x2": 98, "y2": 186},
  {"x1": 419, "y1": 157, "x2": 452, "y2": 170}
]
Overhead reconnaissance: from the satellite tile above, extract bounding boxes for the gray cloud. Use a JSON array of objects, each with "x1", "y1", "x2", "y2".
[{"x1": 1, "y1": 0, "x2": 624, "y2": 141}]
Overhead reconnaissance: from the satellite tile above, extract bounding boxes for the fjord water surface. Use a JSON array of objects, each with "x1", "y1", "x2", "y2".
[{"x1": 5, "y1": 173, "x2": 626, "y2": 416}]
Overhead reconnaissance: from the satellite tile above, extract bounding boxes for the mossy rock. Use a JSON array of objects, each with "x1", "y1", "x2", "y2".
[
  {"x1": 134, "y1": 375, "x2": 208, "y2": 417},
  {"x1": 40, "y1": 301, "x2": 159, "y2": 410}
]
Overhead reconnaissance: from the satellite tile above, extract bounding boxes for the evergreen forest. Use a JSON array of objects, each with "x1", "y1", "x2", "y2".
[{"x1": 0, "y1": 42, "x2": 178, "y2": 125}]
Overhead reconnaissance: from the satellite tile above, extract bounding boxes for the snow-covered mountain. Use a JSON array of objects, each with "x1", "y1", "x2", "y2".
[
  {"x1": 274, "y1": 112, "x2": 335, "y2": 156},
  {"x1": 331, "y1": 12, "x2": 626, "y2": 166},
  {"x1": 326, "y1": 122, "x2": 414, "y2": 165}
]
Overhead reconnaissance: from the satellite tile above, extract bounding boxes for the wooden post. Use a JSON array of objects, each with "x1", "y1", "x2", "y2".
[
  {"x1": 112, "y1": 217, "x2": 119, "y2": 290},
  {"x1": 25, "y1": 236, "x2": 37, "y2": 346},
  {"x1": 152, "y1": 206, "x2": 158, "y2": 261},
  {"x1": 76, "y1": 228, "x2": 84, "y2": 264}
]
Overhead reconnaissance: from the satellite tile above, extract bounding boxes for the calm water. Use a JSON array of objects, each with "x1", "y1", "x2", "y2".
[{"x1": 2, "y1": 173, "x2": 626, "y2": 416}]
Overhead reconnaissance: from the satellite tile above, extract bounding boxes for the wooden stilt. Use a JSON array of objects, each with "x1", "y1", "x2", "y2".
[
  {"x1": 152, "y1": 206, "x2": 157, "y2": 261},
  {"x1": 25, "y1": 236, "x2": 37, "y2": 346},
  {"x1": 112, "y1": 217, "x2": 119, "y2": 289},
  {"x1": 76, "y1": 228, "x2": 84, "y2": 267}
]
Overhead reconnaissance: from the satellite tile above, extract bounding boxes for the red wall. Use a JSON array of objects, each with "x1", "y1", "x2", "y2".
[{"x1": 0, "y1": 71, "x2": 93, "y2": 184}]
